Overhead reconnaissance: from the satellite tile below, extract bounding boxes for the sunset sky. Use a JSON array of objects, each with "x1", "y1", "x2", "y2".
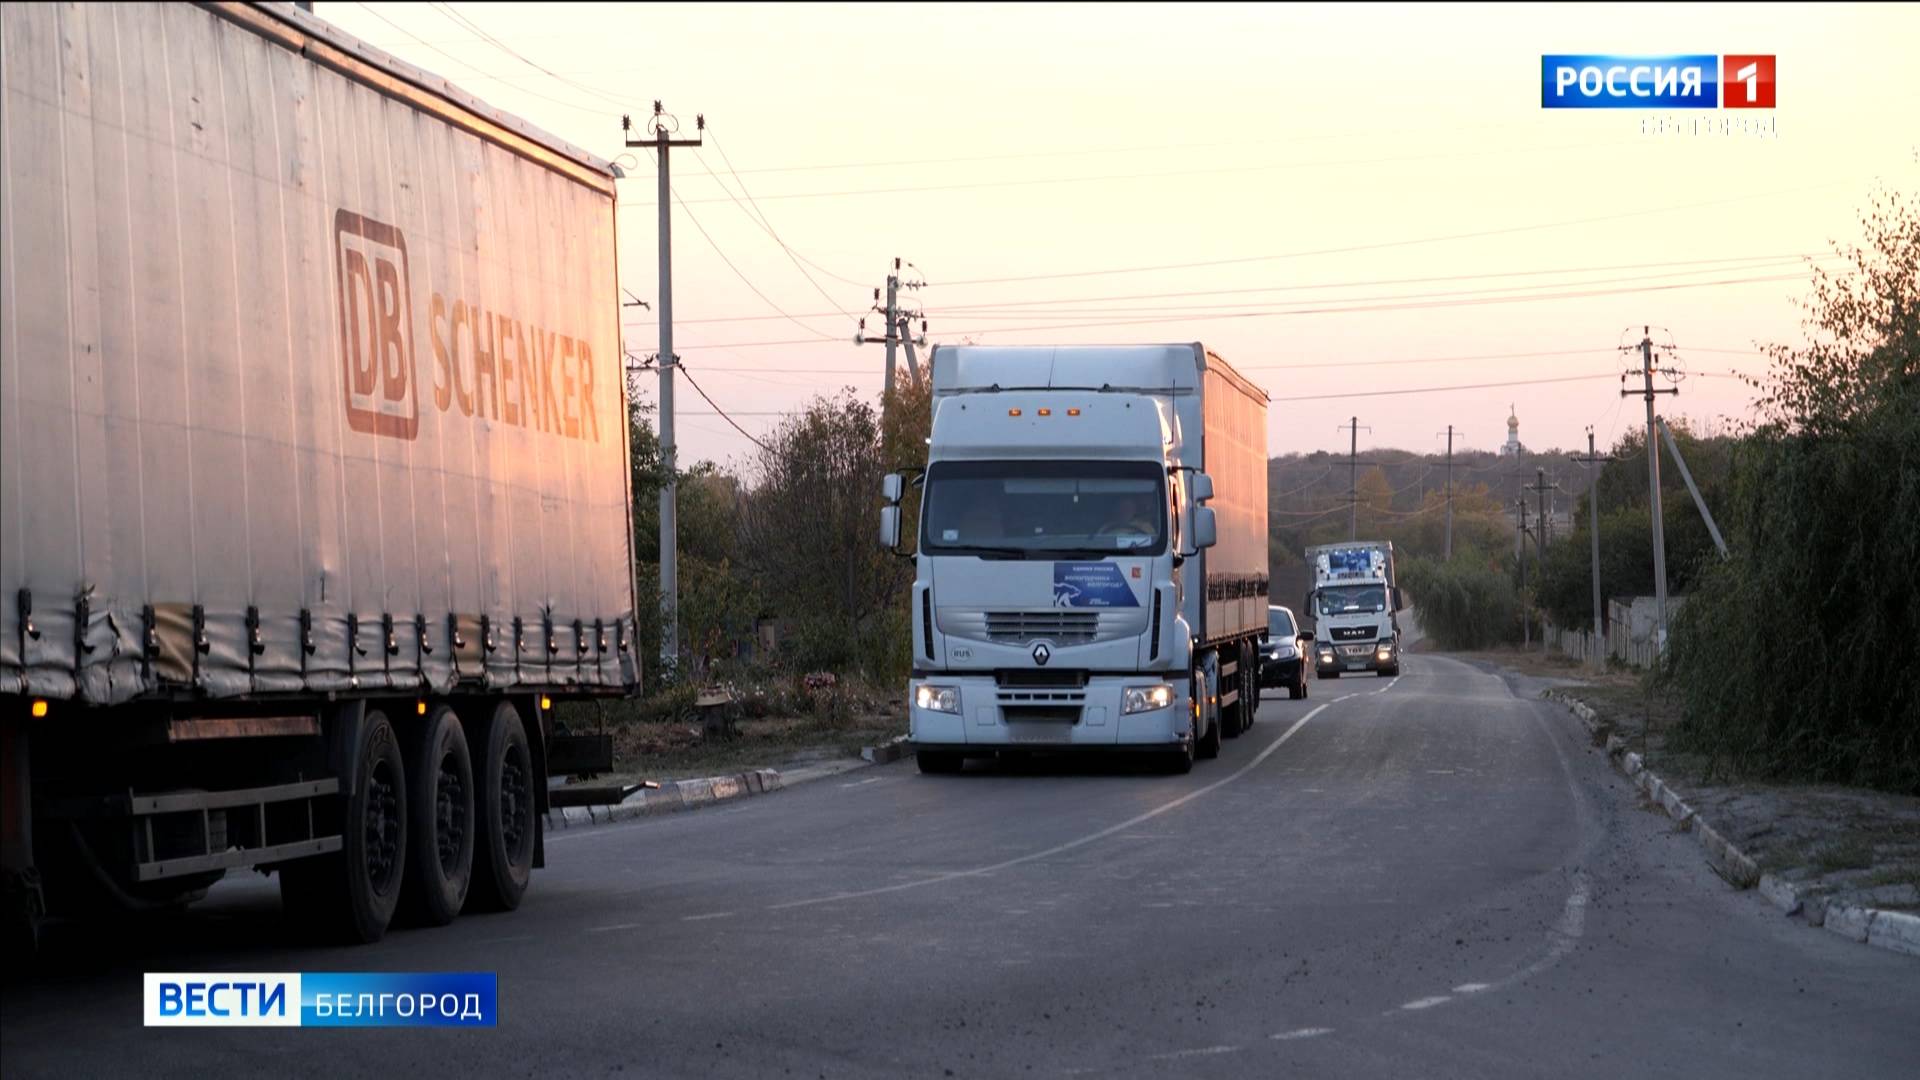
[{"x1": 321, "y1": 2, "x2": 1918, "y2": 467}]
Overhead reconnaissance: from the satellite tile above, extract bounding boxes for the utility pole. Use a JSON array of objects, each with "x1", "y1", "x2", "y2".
[
  {"x1": 856, "y1": 259, "x2": 925, "y2": 416},
  {"x1": 626, "y1": 103, "x2": 703, "y2": 675},
  {"x1": 1338, "y1": 417, "x2": 1370, "y2": 540},
  {"x1": 1622, "y1": 327, "x2": 1679, "y2": 656},
  {"x1": 1526, "y1": 468, "x2": 1560, "y2": 653},
  {"x1": 1440, "y1": 425, "x2": 1456, "y2": 560},
  {"x1": 1515, "y1": 498, "x2": 1530, "y2": 648},
  {"x1": 1570, "y1": 428, "x2": 1616, "y2": 672}
]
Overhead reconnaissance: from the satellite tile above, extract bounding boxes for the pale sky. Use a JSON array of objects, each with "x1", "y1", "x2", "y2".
[{"x1": 322, "y1": 2, "x2": 1918, "y2": 466}]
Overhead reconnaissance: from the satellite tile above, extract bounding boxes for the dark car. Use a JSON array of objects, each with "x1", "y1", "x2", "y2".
[{"x1": 1258, "y1": 605, "x2": 1311, "y2": 700}]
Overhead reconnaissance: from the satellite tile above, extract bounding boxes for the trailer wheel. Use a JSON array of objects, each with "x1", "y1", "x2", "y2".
[
  {"x1": 467, "y1": 701, "x2": 535, "y2": 912},
  {"x1": 402, "y1": 705, "x2": 474, "y2": 926},
  {"x1": 281, "y1": 708, "x2": 407, "y2": 944}
]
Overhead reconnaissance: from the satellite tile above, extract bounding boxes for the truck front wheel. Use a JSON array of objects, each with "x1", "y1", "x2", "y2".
[
  {"x1": 281, "y1": 707, "x2": 407, "y2": 944},
  {"x1": 467, "y1": 701, "x2": 535, "y2": 912},
  {"x1": 402, "y1": 705, "x2": 474, "y2": 926}
]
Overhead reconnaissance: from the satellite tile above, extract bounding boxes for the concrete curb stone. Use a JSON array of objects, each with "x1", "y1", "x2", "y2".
[
  {"x1": 1865, "y1": 910, "x2": 1920, "y2": 957},
  {"x1": 1543, "y1": 689, "x2": 1916, "y2": 962},
  {"x1": 542, "y1": 764, "x2": 809, "y2": 831},
  {"x1": 862, "y1": 734, "x2": 912, "y2": 764}
]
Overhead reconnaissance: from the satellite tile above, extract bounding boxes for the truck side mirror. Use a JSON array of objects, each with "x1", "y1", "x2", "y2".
[
  {"x1": 1192, "y1": 506, "x2": 1217, "y2": 550},
  {"x1": 882, "y1": 473, "x2": 904, "y2": 504},
  {"x1": 1393, "y1": 586, "x2": 1406, "y2": 612},
  {"x1": 879, "y1": 505, "x2": 901, "y2": 550},
  {"x1": 1190, "y1": 473, "x2": 1215, "y2": 503}
]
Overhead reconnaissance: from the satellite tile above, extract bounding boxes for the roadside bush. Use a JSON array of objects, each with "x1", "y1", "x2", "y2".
[{"x1": 1400, "y1": 549, "x2": 1521, "y2": 650}]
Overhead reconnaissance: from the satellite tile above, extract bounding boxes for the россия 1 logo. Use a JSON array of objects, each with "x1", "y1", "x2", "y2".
[{"x1": 1541, "y1": 55, "x2": 1774, "y2": 108}]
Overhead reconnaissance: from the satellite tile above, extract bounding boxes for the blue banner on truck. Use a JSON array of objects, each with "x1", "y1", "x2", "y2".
[{"x1": 1053, "y1": 563, "x2": 1140, "y2": 608}]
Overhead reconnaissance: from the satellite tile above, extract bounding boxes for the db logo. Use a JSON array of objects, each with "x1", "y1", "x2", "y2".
[{"x1": 334, "y1": 210, "x2": 419, "y2": 439}]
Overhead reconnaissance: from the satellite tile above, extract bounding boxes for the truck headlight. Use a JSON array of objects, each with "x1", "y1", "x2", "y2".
[
  {"x1": 1123, "y1": 684, "x2": 1175, "y2": 714},
  {"x1": 914, "y1": 685, "x2": 960, "y2": 714},
  {"x1": 1375, "y1": 645, "x2": 1394, "y2": 660}
]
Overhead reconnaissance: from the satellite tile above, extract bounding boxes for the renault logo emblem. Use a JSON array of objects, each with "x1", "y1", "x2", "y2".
[{"x1": 1031, "y1": 642, "x2": 1052, "y2": 666}]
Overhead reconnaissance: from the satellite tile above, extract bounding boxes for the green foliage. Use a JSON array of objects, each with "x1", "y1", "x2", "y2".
[
  {"x1": 1400, "y1": 548, "x2": 1522, "y2": 650},
  {"x1": 1664, "y1": 184, "x2": 1920, "y2": 793}
]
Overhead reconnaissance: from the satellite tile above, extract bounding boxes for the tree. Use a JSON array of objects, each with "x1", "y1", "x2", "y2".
[
  {"x1": 737, "y1": 389, "x2": 909, "y2": 675},
  {"x1": 1666, "y1": 184, "x2": 1920, "y2": 792}
]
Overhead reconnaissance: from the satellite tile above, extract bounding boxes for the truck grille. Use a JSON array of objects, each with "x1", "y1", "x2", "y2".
[
  {"x1": 983, "y1": 611, "x2": 1099, "y2": 644},
  {"x1": 1337, "y1": 644, "x2": 1376, "y2": 657},
  {"x1": 1330, "y1": 625, "x2": 1378, "y2": 642}
]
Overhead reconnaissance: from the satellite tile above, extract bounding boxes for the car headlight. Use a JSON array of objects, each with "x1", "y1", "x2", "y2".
[
  {"x1": 1276, "y1": 643, "x2": 1297, "y2": 660},
  {"x1": 914, "y1": 684, "x2": 960, "y2": 714},
  {"x1": 1123, "y1": 684, "x2": 1175, "y2": 714}
]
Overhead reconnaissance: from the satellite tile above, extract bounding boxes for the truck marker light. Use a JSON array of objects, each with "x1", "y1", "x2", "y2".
[
  {"x1": 31, "y1": 699, "x2": 49, "y2": 718},
  {"x1": 1008, "y1": 408, "x2": 1021, "y2": 416},
  {"x1": 416, "y1": 700, "x2": 428, "y2": 716},
  {"x1": 540, "y1": 695, "x2": 552, "y2": 712},
  {"x1": 1037, "y1": 408, "x2": 1051, "y2": 416},
  {"x1": 1067, "y1": 408, "x2": 1081, "y2": 416}
]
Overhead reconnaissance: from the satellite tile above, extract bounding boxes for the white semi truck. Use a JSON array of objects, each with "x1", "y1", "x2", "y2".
[
  {"x1": 878, "y1": 344, "x2": 1269, "y2": 774},
  {"x1": 1304, "y1": 542, "x2": 1404, "y2": 678}
]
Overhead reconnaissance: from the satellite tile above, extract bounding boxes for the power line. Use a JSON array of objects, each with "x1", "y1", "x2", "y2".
[
  {"x1": 348, "y1": 3, "x2": 612, "y2": 115},
  {"x1": 677, "y1": 365, "x2": 772, "y2": 452},
  {"x1": 665, "y1": 270, "x2": 1807, "y2": 349},
  {"x1": 923, "y1": 180, "x2": 1859, "y2": 286},
  {"x1": 428, "y1": 2, "x2": 629, "y2": 109},
  {"x1": 1270, "y1": 373, "x2": 1618, "y2": 403},
  {"x1": 628, "y1": 254, "x2": 1821, "y2": 328},
  {"x1": 699, "y1": 127, "x2": 869, "y2": 303},
  {"x1": 617, "y1": 136, "x2": 1638, "y2": 207},
  {"x1": 664, "y1": 174, "x2": 840, "y2": 342}
]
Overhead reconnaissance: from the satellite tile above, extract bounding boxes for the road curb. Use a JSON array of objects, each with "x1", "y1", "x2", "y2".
[
  {"x1": 543, "y1": 766, "x2": 789, "y2": 830},
  {"x1": 1542, "y1": 688, "x2": 1915, "y2": 962},
  {"x1": 862, "y1": 734, "x2": 912, "y2": 764}
]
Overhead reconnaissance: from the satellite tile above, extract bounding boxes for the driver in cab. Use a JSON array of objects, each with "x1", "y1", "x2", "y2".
[{"x1": 1098, "y1": 494, "x2": 1157, "y2": 546}]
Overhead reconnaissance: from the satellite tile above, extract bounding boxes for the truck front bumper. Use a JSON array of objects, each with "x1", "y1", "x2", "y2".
[
  {"x1": 1313, "y1": 641, "x2": 1398, "y2": 675},
  {"x1": 907, "y1": 675, "x2": 1192, "y2": 751}
]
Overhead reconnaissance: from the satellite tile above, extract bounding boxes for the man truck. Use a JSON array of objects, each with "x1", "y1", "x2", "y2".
[
  {"x1": 0, "y1": 1, "x2": 640, "y2": 949},
  {"x1": 878, "y1": 344, "x2": 1269, "y2": 774},
  {"x1": 1304, "y1": 542, "x2": 1403, "y2": 678}
]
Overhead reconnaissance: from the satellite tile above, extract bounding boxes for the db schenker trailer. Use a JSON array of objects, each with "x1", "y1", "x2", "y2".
[
  {"x1": 0, "y1": 1, "x2": 640, "y2": 948},
  {"x1": 879, "y1": 344, "x2": 1270, "y2": 774}
]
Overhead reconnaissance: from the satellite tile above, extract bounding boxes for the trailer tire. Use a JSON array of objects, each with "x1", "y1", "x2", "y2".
[
  {"x1": 467, "y1": 701, "x2": 536, "y2": 913},
  {"x1": 402, "y1": 705, "x2": 474, "y2": 926},
  {"x1": 280, "y1": 708, "x2": 407, "y2": 944}
]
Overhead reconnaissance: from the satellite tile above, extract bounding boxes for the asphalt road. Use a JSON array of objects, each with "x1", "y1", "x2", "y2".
[{"x1": 5, "y1": 655, "x2": 1916, "y2": 1078}]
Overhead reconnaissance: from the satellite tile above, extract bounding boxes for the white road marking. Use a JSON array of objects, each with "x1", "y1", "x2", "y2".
[
  {"x1": 1453, "y1": 983, "x2": 1492, "y2": 994},
  {"x1": 1148, "y1": 1046, "x2": 1240, "y2": 1061},
  {"x1": 1373, "y1": 676, "x2": 1401, "y2": 694},
  {"x1": 1270, "y1": 1027, "x2": 1335, "y2": 1041},
  {"x1": 1401, "y1": 996, "x2": 1451, "y2": 1011},
  {"x1": 582, "y1": 922, "x2": 645, "y2": 934},
  {"x1": 766, "y1": 704, "x2": 1332, "y2": 911},
  {"x1": 840, "y1": 777, "x2": 881, "y2": 788},
  {"x1": 681, "y1": 911, "x2": 734, "y2": 922}
]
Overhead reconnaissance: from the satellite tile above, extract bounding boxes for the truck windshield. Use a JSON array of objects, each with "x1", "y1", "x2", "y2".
[
  {"x1": 920, "y1": 460, "x2": 1167, "y2": 557},
  {"x1": 1318, "y1": 585, "x2": 1386, "y2": 615}
]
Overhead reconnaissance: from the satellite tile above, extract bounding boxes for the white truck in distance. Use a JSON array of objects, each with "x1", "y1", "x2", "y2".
[
  {"x1": 879, "y1": 344, "x2": 1269, "y2": 775},
  {"x1": 1304, "y1": 542, "x2": 1404, "y2": 678}
]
